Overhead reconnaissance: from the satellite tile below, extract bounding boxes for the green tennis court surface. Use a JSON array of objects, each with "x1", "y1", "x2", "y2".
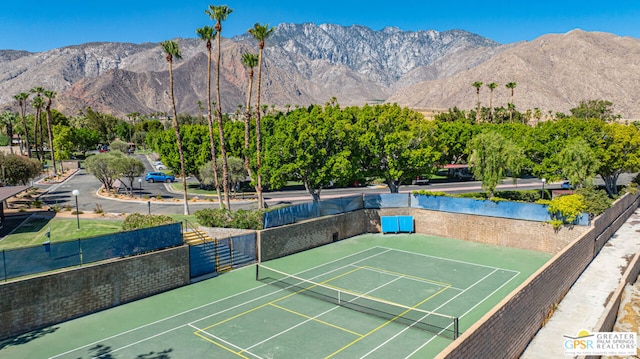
[{"x1": 0, "y1": 234, "x2": 551, "y2": 358}]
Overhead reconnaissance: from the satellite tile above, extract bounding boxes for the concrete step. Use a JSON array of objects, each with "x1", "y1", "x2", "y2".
[{"x1": 182, "y1": 230, "x2": 212, "y2": 245}]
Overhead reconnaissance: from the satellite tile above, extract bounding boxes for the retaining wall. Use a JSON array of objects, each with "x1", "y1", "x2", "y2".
[
  {"x1": 259, "y1": 209, "x2": 377, "y2": 261},
  {"x1": 378, "y1": 207, "x2": 588, "y2": 254},
  {"x1": 435, "y1": 192, "x2": 640, "y2": 359},
  {"x1": 0, "y1": 246, "x2": 190, "y2": 341}
]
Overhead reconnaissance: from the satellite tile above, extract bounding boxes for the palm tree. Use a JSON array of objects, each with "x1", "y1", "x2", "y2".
[
  {"x1": 241, "y1": 52, "x2": 258, "y2": 179},
  {"x1": 505, "y1": 82, "x2": 517, "y2": 123},
  {"x1": 44, "y1": 90, "x2": 58, "y2": 176},
  {"x1": 160, "y1": 40, "x2": 189, "y2": 215},
  {"x1": 0, "y1": 111, "x2": 16, "y2": 154},
  {"x1": 30, "y1": 90, "x2": 45, "y2": 162},
  {"x1": 196, "y1": 24, "x2": 224, "y2": 209},
  {"x1": 248, "y1": 22, "x2": 274, "y2": 209},
  {"x1": 13, "y1": 93, "x2": 30, "y2": 157},
  {"x1": 205, "y1": 4, "x2": 233, "y2": 210},
  {"x1": 487, "y1": 82, "x2": 498, "y2": 122},
  {"x1": 471, "y1": 82, "x2": 483, "y2": 123}
]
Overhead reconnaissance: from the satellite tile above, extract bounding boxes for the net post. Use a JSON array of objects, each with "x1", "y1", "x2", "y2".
[
  {"x1": 453, "y1": 317, "x2": 459, "y2": 339},
  {"x1": 255, "y1": 264, "x2": 259, "y2": 281}
]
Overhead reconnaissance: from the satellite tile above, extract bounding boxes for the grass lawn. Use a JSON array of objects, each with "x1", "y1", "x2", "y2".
[
  {"x1": 0, "y1": 213, "x2": 202, "y2": 250},
  {"x1": 0, "y1": 217, "x2": 124, "y2": 250}
]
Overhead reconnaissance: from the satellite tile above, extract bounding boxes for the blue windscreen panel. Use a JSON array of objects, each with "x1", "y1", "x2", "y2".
[
  {"x1": 381, "y1": 215, "x2": 414, "y2": 234},
  {"x1": 398, "y1": 216, "x2": 414, "y2": 233},
  {"x1": 381, "y1": 216, "x2": 400, "y2": 233}
]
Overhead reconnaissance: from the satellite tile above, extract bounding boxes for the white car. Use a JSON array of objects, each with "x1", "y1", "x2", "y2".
[{"x1": 156, "y1": 164, "x2": 167, "y2": 170}]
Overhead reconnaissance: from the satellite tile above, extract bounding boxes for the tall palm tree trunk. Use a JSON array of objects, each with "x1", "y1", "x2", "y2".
[
  {"x1": 215, "y1": 43, "x2": 231, "y2": 210},
  {"x1": 244, "y1": 68, "x2": 254, "y2": 179},
  {"x1": 169, "y1": 62, "x2": 189, "y2": 215},
  {"x1": 45, "y1": 97, "x2": 57, "y2": 177},
  {"x1": 33, "y1": 107, "x2": 40, "y2": 161},
  {"x1": 255, "y1": 50, "x2": 265, "y2": 209},
  {"x1": 206, "y1": 42, "x2": 223, "y2": 209}
]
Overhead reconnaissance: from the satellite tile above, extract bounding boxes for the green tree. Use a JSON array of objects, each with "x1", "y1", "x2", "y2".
[
  {"x1": 557, "y1": 138, "x2": 599, "y2": 189},
  {"x1": 73, "y1": 128, "x2": 101, "y2": 156},
  {"x1": 570, "y1": 99, "x2": 620, "y2": 122},
  {"x1": 594, "y1": 123, "x2": 640, "y2": 196},
  {"x1": 109, "y1": 139, "x2": 129, "y2": 153},
  {"x1": 0, "y1": 153, "x2": 41, "y2": 185},
  {"x1": 353, "y1": 104, "x2": 440, "y2": 193},
  {"x1": 200, "y1": 156, "x2": 247, "y2": 194},
  {"x1": 468, "y1": 131, "x2": 525, "y2": 197},
  {"x1": 160, "y1": 40, "x2": 189, "y2": 215},
  {"x1": 13, "y1": 92, "x2": 30, "y2": 157},
  {"x1": 248, "y1": 22, "x2": 274, "y2": 209},
  {"x1": 84, "y1": 152, "x2": 122, "y2": 191},
  {"x1": 435, "y1": 120, "x2": 478, "y2": 165},
  {"x1": 471, "y1": 81, "x2": 483, "y2": 123},
  {"x1": 206, "y1": 4, "x2": 234, "y2": 209},
  {"x1": 196, "y1": 24, "x2": 223, "y2": 209},
  {"x1": 263, "y1": 104, "x2": 352, "y2": 201},
  {"x1": 0, "y1": 111, "x2": 16, "y2": 154},
  {"x1": 116, "y1": 155, "x2": 146, "y2": 196},
  {"x1": 53, "y1": 125, "x2": 74, "y2": 160},
  {"x1": 505, "y1": 82, "x2": 517, "y2": 123}
]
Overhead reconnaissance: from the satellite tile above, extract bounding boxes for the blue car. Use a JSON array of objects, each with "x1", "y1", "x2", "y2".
[
  {"x1": 145, "y1": 172, "x2": 175, "y2": 183},
  {"x1": 561, "y1": 181, "x2": 573, "y2": 189}
]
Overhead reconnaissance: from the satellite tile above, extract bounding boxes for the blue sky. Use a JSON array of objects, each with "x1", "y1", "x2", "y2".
[{"x1": 1, "y1": 1, "x2": 639, "y2": 52}]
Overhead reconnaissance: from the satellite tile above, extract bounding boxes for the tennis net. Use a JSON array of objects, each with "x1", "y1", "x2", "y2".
[{"x1": 256, "y1": 264, "x2": 459, "y2": 339}]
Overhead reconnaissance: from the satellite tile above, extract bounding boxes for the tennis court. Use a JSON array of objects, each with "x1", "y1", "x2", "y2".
[{"x1": 0, "y1": 233, "x2": 551, "y2": 358}]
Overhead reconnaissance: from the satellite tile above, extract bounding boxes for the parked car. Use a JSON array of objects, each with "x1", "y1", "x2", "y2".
[
  {"x1": 561, "y1": 181, "x2": 573, "y2": 189},
  {"x1": 411, "y1": 176, "x2": 430, "y2": 185},
  {"x1": 155, "y1": 164, "x2": 167, "y2": 170},
  {"x1": 145, "y1": 172, "x2": 175, "y2": 183}
]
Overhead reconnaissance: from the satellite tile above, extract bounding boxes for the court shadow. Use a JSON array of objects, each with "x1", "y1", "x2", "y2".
[
  {"x1": 135, "y1": 348, "x2": 174, "y2": 359},
  {"x1": 0, "y1": 326, "x2": 59, "y2": 350}
]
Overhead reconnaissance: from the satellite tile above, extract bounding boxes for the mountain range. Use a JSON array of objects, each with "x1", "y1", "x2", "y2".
[{"x1": 1, "y1": 23, "x2": 639, "y2": 120}]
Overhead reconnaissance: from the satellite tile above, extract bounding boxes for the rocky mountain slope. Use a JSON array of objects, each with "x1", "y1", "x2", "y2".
[{"x1": 1, "y1": 24, "x2": 638, "y2": 119}]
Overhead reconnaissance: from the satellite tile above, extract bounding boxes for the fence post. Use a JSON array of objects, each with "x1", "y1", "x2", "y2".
[{"x1": 1, "y1": 250, "x2": 6, "y2": 282}]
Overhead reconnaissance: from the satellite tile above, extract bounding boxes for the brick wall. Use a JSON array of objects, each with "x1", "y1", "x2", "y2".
[
  {"x1": 379, "y1": 207, "x2": 588, "y2": 254},
  {"x1": 0, "y1": 246, "x2": 189, "y2": 341},
  {"x1": 435, "y1": 192, "x2": 640, "y2": 359},
  {"x1": 259, "y1": 210, "x2": 377, "y2": 261}
]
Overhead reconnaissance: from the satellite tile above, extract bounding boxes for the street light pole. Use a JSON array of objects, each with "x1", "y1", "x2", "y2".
[
  {"x1": 541, "y1": 178, "x2": 546, "y2": 200},
  {"x1": 138, "y1": 178, "x2": 142, "y2": 199},
  {"x1": 72, "y1": 189, "x2": 80, "y2": 230}
]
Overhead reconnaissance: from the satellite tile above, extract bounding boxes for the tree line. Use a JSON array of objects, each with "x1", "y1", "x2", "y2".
[{"x1": 2, "y1": 3, "x2": 638, "y2": 205}]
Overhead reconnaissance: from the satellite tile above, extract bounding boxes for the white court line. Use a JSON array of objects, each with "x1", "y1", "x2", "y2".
[
  {"x1": 403, "y1": 269, "x2": 521, "y2": 359},
  {"x1": 49, "y1": 246, "x2": 389, "y2": 358},
  {"x1": 355, "y1": 265, "x2": 465, "y2": 291},
  {"x1": 188, "y1": 323, "x2": 263, "y2": 359},
  {"x1": 375, "y1": 246, "x2": 521, "y2": 274},
  {"x1": 246, "y1": 276, "x2": 405, "y2": 355},
  {"x1": 363, "y1": 267, "x2": 501, "y2": 358}
]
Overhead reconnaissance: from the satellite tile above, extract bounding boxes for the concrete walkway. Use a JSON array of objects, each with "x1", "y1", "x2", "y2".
[{"x1": 521, "y1": 208, "x2": 640, "y2": 358}]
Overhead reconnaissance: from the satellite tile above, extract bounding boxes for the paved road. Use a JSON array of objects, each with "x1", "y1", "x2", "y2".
[{"x1": 36, "y1": 162, "x2": 559, "y2": 215}]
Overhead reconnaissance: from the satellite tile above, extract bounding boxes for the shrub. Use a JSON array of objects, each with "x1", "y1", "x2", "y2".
[
  {"x1": 546, "y1": 194, "x2": 587, "y2": 227},
  {"x1": 122, "y1": 213, "x2": 175, "y2": 230},
  {"x1": 195, "y1": 208, "x2": 233, "y2": 228},
  {"x1": 495, "y1": 190, "x2": 541, "y2": 202},
  {"x1": 412, "y1": 190, "x2": 448, "y2": 197},
  {"x1": 230, "y1": 209, "x2": 264, "y2": 230},
  {"x1": 575, "y1": 187, "x2": 613, "y2": 218},
  {"x1": 195, "y1": 208, "x2": 263, "y2": 230},
  {"x1": 94, "y1": 203, "x2": 104, "y2": 214}
]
